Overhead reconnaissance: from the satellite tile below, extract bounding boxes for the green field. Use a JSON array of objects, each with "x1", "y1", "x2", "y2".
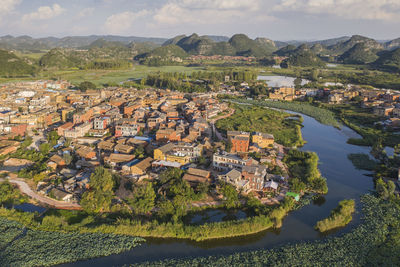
[
  {"x1": 0, "y1": 65, "x2": 206, "y2": 86},
  {"x1": 216, "y1": 104, "x2": 305, "y2": 147}
]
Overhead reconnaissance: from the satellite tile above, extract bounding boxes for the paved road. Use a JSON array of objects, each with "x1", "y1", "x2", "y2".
[
  {"x1": 210, "y1": 108, "x2": 235, "y2": 141},
  {"x1": 6, "y1": 175, "x2": 81, "y2": 210}
]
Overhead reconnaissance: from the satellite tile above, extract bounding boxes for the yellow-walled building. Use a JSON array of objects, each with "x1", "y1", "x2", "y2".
[{"x1": 252, "y1": 132, "x2": 274, "y2": 148}]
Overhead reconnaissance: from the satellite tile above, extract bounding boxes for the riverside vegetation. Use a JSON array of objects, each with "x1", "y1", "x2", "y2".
[
  {"x1": 215, "y1": 104, "x2": 305, "y2": 147},
  {"x1": 135, "y1": 193, "x2": 400, "y2": 267},
  {"x1": 315, "y1": 199, "x2": 356, "y2": 232},
  {"x1": 0, "y1": 138, "x2": 326, "y2": 244},
  {"x1": 226, "y1": 98, "x2": 340, "y2": 128}
]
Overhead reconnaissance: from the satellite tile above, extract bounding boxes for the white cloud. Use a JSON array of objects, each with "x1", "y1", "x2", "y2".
[
  {"x1": 0, "y1": 0, "x2": 21, "y2": 15},
  {"x1": 22, "y1": 4, "x2": 65, "y2": 21},
  {"x1": 274, "y1": 0, "x2": 400, "y2": 21},
  {"x1": 152, "y1": 0, "x2": 268, "y2": 26},
  {"x1": 77, "y1": 8, "x2": 94, "y2": 18},
  {"x1": 104, "y1": 10, "x2": 149, "y2": 34}
]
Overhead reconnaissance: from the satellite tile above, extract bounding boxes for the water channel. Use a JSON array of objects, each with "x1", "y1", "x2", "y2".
[{"x1": 63, "y1": 112, "x2": 373, "y2": 266}]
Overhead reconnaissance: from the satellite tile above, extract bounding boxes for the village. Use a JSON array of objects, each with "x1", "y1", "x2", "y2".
[{"x1": 0, "y1": 80, "x2": 299, "y2": 208}]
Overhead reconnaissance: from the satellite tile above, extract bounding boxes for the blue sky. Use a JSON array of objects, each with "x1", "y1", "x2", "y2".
[{"x1": 1, "y1": 0, "x2": 400, "y2": 40}]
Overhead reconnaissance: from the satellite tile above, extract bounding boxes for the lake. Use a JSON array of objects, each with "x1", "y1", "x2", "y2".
[
  {"x1": 63, "y1": 111, "x2": 374, "y2": 266},
  {"x1": 257, "y1": 75, "x2": 310, "y2": 87}
]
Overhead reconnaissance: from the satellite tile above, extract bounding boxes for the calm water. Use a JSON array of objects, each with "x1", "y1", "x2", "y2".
[
  {"x1": 257, "y1": 75, "x2": 310, "y2": 87},
  {"x1": 62, "y1": 113, "x2": 373, "y2": 266}
]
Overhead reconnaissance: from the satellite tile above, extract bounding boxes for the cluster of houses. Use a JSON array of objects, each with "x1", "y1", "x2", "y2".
[
  {"x1": 0, "y1": 81, "x2": 285, "y2": 203},
  {"x1": 213, "y1": 130, "x2": 282, "y2": 194}
]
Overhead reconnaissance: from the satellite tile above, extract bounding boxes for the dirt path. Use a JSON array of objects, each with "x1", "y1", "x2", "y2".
[{"x1": 7, "y1": 175, "x2": 81, "y2": 210}]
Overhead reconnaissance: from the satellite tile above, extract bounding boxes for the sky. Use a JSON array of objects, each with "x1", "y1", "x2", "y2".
[{"x1": 1, "y1": 0, "x2": 400, "y2": 40}]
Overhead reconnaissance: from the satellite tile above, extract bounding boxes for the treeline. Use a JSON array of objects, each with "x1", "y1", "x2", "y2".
[
  {"x1": 189, "y1": 70, "x2": 258, "y2": 82},
  {"x1": 84, "y1": 60, "x2": 132, "y2": 70},
  {"x1": 145, "y1": 72, "x2": 210, "y2": 93},
  {"x1": 315, "y1": 199, "x2": 355, "y2": 232}
]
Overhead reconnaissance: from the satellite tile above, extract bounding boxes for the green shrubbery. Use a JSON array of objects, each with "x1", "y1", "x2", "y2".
[
  {"x1": 315, "y1": 199, "x2": 355, "y2": 232},
  {"x1": 284, "y1": 149, "x2": 328, "y2": 194}
]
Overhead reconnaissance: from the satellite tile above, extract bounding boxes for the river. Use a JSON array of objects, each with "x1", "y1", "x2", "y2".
[{"x1": 62, "y1": 113, "x2": 373, "y2": 266}]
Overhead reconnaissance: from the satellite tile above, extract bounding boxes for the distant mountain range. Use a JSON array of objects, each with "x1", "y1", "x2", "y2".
[{"x1": 1, "y1": 33, "x2": 400, "y2": 76}]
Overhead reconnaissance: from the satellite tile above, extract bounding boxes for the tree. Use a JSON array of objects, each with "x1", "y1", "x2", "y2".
[
  {"x1": 310, "y1": 69, "x2": 319, "y2": 81},
  {"x1": 47, "y1": 130, "x2": 60, "y2": 146},
  {"x1": 78, "y1": 81, "x2": 96, "y2": 92},
  {"x1": 376, "y1": 178, "x2": 389, "y2": 200},
  {"x1": 127, "y1": 183, "x2": 156, "y2": 214},
  {"x1": 246, "y1": 194, "x2": 262, "y2": 215},
  {"x1": 294, "y1": 77, "x2": 302, "y2": 89},
  {"x1": 80, "y1": 167, "x2": 116, "y2": 213},
  {"x1": 39, "y1": 143, "x2": 51, "y2": 155},
  {"x1": 221, "y1": 184, "x2": 240, "y2": 209},
  {"x1": 289, "y1": 178, "x2": 306, "y2": 193}
]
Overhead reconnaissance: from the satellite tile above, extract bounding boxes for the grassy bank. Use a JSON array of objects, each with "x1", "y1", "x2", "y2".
[
  {"x1": 315, "y1": 199, "x2": 355, "y2": 232},
  {"x1": 0, "y1": 197, "x2": 294, "y2": 242}
]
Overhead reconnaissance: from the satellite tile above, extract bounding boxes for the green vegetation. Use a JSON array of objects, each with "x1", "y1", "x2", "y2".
[
  {"x1": 280, "y1": 45, "x2": 326, "y2": 68},
  {"x1": 0, "y1": 196, "x2": 295, "y2": 242},
  {"x1": 0, "y1": 49, "x2": 36, "y2": 77},
  {"x1": 78, "y1": 81, "x2": 97, "y2": 91},
  {"x1": 220, "y1": 183, "x2": 240, "y2": 209},
  {"x1": 126, "y1": 183, "x2": 156, "y2": 215},
  {"x1": 80, "y1": 167, "x2": 118, "y2": 213},
  {"x1": 215, "y1": 105, "x2": 304, "y2": 147},
  {"x1": 315, "y1": 199, "x2": 355, "y2": 232},
  {"x1": 339, "y1": 43, "x2": 379, "y2": 64},
  {"x1": 163, "y1": 33, "x2": 276, "y2": 57},
  {"x1": 328, "y1": 103, "x2": 400, "y2": 146},
  {"x1": 0, "y1": 181, "x2": 27, "y2": 206},
  {"x1": 284, "y1": 150, "x2": 328, "y2": 194},
  {"x1": 375, "y1": 178, "x2": 397, "y2": 200},
  {"x1": 136, "y1": 194, "x2": 400, "y2": 267},
  {"x1": 372, "y1": 47, "x2": 400, "y2": 72},
  {"x1": 145, "y1": 70, "x2": 256, "y2": 92},
  {"x1": 135, "y1": 44, "x2": 188, "y2": 66},
  {"x1": 0, "y1": 217, "x2": 143, "y2": 267},
  {"x1": 229, "y1": 98, "x2": 340, "y2": 128}
]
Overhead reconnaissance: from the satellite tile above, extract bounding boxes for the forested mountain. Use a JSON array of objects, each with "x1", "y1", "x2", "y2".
[
  {"x1": 274, "y1": 45, "x2": 297, "y2": 56},
  {"x1": 339, "y1": 43, "x2": 379, "y2": 64},
  {"x1": 0, "y1": 35, "x2": 167, "y2": 51},
  {"x1": 134, "y1": 44, "x2": 188, "y2": 65},
  {"x1": 0, "y1": 49, "x2": 36, "y2": 77},
  {"x1": 38, "y1": 39, "x2": 149, "y2": 70},
  {"x1": 162, "y1": 33, "x2": 277, "y2": 57},
  {"x1": 280, "y1": 45, "x2": 326, "y2": 68},
  {"x1": 384, "y1": 38, "x2": 400, "y2": 50},
  {"x1": 328, "y1": 35, "x2": 383, "y2": 55},
  {"x1": 372, "y1": 48, "x2": 400, "y2": 72}
]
